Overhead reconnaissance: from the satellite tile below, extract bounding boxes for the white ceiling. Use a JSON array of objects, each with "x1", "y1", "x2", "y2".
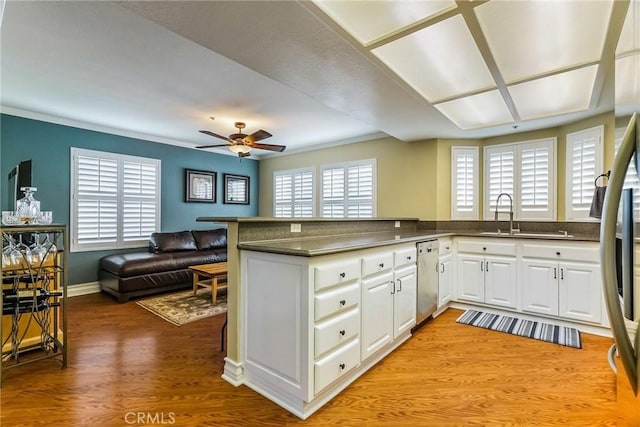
[{"x1": 0, "y1": 1, "x2": 630, "y2": 159}]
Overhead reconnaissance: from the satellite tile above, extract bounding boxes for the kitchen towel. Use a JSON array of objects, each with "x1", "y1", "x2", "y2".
[{"x1": 589, "y1": 185, "x2": 606, "y2": 218}]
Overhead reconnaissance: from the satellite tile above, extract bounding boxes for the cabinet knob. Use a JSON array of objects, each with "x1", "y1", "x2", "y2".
[
  {"x1": 339, "y1": 363, "x2": 346, "y2": 370},
  {"x1": 556, "y1": 251, "x2": 561, "y2": 256},
  {"x1": 379, "y1": 263, "x2": 384, "y2": 268},
  {"x1": 339, "y1": 330, "x2": 346, "y2": 336},
  {"x1": 339, "y1": 272, "x2": 346, "y2": 278},
  {"x1": 483, "y1": 247, "x2": 487, "y2": 251},
  {"x1": 406, "y1": 256, "x2": 412, "y2": 261},
  {"x1": 339, "y1": 299, "x2": 346, "y2": 306}
]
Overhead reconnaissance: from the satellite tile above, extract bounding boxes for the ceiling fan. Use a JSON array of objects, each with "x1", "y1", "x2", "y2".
[{"x1": 197, "y1": 121, "x2": 286, "y2": 157}]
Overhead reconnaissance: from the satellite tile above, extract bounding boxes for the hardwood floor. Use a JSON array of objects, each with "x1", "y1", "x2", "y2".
[{"x1": 1, "y1": 293, "x2": 617, "y2": 426}]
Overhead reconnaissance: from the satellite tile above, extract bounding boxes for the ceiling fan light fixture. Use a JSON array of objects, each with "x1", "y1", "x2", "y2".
[{"x1": 228, "y1": 144, "x2": 251, "y2": 154}]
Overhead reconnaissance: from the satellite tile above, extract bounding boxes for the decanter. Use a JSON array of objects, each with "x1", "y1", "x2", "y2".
[{"x1": 16, "y1": 187, "x2": 41, "y2": 224}]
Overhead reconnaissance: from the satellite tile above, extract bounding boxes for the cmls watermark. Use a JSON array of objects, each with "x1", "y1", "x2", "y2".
[{"x1": 124, "y1": 412, "x2": 176, "y2": 425}]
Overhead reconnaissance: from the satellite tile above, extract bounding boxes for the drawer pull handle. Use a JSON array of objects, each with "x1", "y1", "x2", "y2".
[
  {"x1": 560, "y1": 268, "x2": 564, "y2": 280},
  {"x1": 390, "y1": 280, "x2": 396, "y2": 295},
  {"x1": 339, "y1": 272, "x2": 346, "y2": 278},
  {"x1": 554, "y1": 267, "x2": 557, "y2": 279},
  {"x1": 441, "y1": 263, "x2": 445, "y2": 273},
  {"x1": 379, "y1": 263, "x2": 384, "y2": 268},
  {"x1": 397, "y1": 278, "x2": 403, "y2": 292},
  {"x1": 339, "y1": 299, "x2": 346, "y2": 306},
  {"x1": 480, "y1": 262, "x2": 484, "y2": 272},
  {"x1": 339, "y1": 363, "x2": 346, "y2": 370},
  {"x1": 339, "y1": 330, "x2": 345, "y2": 336}
]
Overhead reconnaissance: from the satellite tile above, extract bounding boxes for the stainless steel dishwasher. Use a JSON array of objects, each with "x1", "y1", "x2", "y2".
[{"x1": 416, "y1": 240, "x2": 439, "y2": 325}]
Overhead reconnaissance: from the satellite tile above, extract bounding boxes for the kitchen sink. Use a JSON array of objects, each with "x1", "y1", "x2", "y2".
[{"x1": 480, "y1": 231, "x2": 574, "y2": 238}]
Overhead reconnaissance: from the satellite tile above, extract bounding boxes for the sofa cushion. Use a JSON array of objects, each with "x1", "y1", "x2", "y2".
[
  {"x1": 192, "y1": 228, "x2": 227, "y2": 250},
  {"x1": 100, "y1": 249, "x2": 227, "y2": 277},
  {"x1": 149, "y1": 231, "x2": 197, "y2": 253}
]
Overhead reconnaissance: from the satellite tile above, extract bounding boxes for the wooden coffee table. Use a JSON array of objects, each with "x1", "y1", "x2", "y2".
[{"x1": 189, "y1": 262, "x2": 228, "y2": 304}]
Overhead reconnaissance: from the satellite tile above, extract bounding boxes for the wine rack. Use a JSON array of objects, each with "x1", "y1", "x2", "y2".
[{"x1": 0, "y1": 224, "x2": 67, "y2": 385}]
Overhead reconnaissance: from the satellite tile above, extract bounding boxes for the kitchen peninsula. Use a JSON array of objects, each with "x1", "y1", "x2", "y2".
[{"x1": 197, "y1": 217, "x2": 602, "y2": 419}]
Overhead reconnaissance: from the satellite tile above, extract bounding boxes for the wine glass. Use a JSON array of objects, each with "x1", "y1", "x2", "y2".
[
  {"x1": 44, "y1": 233, "x2": 58, "y2": 265},
  {"x1": 30, "y1": 233, "x2": 48, "y2": 266},
  {"x1": 15, "y1": 234, "x2": 32, "y2": 268}
]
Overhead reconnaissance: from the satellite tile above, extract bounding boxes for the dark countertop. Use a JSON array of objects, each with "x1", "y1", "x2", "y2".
[{"x1": 238, "y1": 230, "x2": 599, "y2": 257}]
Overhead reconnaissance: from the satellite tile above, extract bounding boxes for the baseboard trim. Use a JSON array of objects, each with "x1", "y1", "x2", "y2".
[
  {"x1": 67, "y1": 282, "x2": 101, "y2": 297},
  {"x1": 222, "y1": 357, "x2": 244, "y2": 386}
]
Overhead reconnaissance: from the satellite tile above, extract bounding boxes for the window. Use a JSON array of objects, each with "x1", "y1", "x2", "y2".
[
  {"x1": 484, "y1": 138, "x2": 556, "y2": 220},
  {"x1": 565, "y1": 125, "x2": 604, "y2": 220},
  {"x1": 273, "y1": 168, "x2": 314, "y2": 217},
  {"x1": 320, "y1": 159, "x2": 376, "y2": 218},
  {"x1": 70, "y1": 148, "x2": 161, "y2": 252},
  {"x1": 451, "y1": 147, "x2": 479, "y2": 220}
]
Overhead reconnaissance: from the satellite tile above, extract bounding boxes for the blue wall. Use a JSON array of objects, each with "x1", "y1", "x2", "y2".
[{"x1": 0, "y1": 114, "x2": 259, "y2": 285}]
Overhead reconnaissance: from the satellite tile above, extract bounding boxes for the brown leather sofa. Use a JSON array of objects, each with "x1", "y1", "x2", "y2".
[{"x1": 99, "y1": 229, "x2": 227, "y2": 302}]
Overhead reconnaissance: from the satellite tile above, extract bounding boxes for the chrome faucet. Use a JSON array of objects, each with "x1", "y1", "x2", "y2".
[{"x1": 494, "y1": 193, "x2": 517, "y2": 235}]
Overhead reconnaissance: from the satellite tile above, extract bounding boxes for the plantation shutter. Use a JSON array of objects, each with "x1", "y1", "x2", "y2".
[
  {"x1": 321, "y1": 160, "x2": 376, "y2": 218},
  {"x1": 566, "y1": 126, "x2": 603, "y2": 220},
  {"x1": 71, "y1": 148, "x2": 161, "y2": 252},
  {"x1": 322, "y1": 167, "x2": 345, "y2": 218},
  {"x1": 520, "y1": 143, "x2": 550, "y2": 213},
  {"x1": 486, "y1": 147, "x2": 514, "y2": 213},
  {"x1": 347, "y1": 164, "x2": 373, "y2": 218},
  {"x1": 451, "y1": 147, "x2": 478, "y2": 220},
  {"x1": 273, "y1": 168, "x2": 314, "y2": 217},
  {"x1": 122, "y1": 161, "x2": 159, "y2": 241},
  {"x1": 75, "y1": 154, "x2": 118, "y2": 245}
]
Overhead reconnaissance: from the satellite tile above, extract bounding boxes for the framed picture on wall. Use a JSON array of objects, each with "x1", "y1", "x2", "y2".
[
  {"x1": 223, "y1": 174, "x2": 250, "y2": 205},
  {"x1": 185, "y1": 169, "x2": 216, "y2": 203}
]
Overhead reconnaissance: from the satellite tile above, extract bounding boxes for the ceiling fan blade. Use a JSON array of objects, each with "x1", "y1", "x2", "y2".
[
  {"x1": 246, "y1": 129, "x2": 272, "y2": 143},
  {"x1": 199, "y1": 130, "x2": 233, "y2": 142},
  {"x1": 195, "y1": 143, "x2": 231, "y2": 149},
  {"x1": 249, "y1": 142, "x2": 286, "y2": 152}
]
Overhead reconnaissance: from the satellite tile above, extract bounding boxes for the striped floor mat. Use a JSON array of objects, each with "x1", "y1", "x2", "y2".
[{"x1": 456, "y1": 309, "x2": 582, "y2": 349}]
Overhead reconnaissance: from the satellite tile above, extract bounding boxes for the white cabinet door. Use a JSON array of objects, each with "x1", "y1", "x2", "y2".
[
  {"x1": 361, "y1": 272, "x2": 394, "y2": 360},
  {"x1": 393, "y1": 265, "x2": 417, "y2": 339},
  {"x1": 521, "y1": 259, "x2": 558, "y2": 316},
  {"x1": 484, "y1": 256, "x2": 517, "y2": 309},
  {"x1": 438, "y1": 255, "x2": 453, "y2": 308},
  {"x1": 457, "y1": 254, "x2": 485, "y2": 303},
  {"x1": 559, "y1": 262, "x2": 602, "y2": 324}
]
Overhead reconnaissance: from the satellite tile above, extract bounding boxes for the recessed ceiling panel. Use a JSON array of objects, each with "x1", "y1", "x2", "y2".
[
  {"x1": 475, "y1": 0, "x2": 613, "y2": 83},
  {"x1": 312, "y1": 0, "x2": 456, "y2": 45},
  {"x1": 434, "y1": 90, "x2": 513, "y2": 130},
  {"x1": 616, "y1": 0, "x2": 639, "y2": 55},
  {"x1": 509, "y1": 66, "x2": 598, "y2": 121},
  {"x1": 372, "y1": 15, "x2": 495, "y2": 102},
  {"x1": 616, "y1": 54, "x2": 640, "y2": 110}
]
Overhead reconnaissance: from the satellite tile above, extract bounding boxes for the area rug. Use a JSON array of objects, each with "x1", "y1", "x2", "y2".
[
  {"x1": 136, "y1": 289, "x2": 227, "y2": 326},
  {"x1": 456, "y1": 309, "x2": 582, "y2": 349}
]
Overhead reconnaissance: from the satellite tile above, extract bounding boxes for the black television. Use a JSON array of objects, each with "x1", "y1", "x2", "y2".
[{"x1": 7, "y1": 159, "x2": 32, "y2": 210}]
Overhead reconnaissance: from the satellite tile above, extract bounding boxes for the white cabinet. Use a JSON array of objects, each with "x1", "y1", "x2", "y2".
[
  {"x1": 521, "y1": 242, "x2": 602, "y2": 324},
  {"x1": 241, "y1": 242, "x2": 416, "y2": 420},
  {"x1": 361, "y1": 272, "x2": 393, "y2": 359},
  {"x1": 521, "y1": 259, "x2": 558, "y2": 316},
  {"x1": 361, "y1": 246, "x2": 417, "y2": 358},
  {"x1": 393, "y1": 264, "x2": 417, "y2": 338},
  {"x1": 457, "y1": 242, "x2": 517, "y2": 310},
  {"x1": 438, "y1": 254, "x2": 453, "y2": 308}
]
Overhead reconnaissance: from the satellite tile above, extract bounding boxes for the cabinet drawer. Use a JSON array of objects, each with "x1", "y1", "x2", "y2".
[
  {"x1": 314, "y1": 337, "x2": 360, "y2": 394},
  {"x1": 314, "y1": 308, "x2": 360, "y2": 358},
  {"x1": 394, "y1": 247, "x2": 417, "y2": 268},
  {"x1": 457, "y1": 239, "x2": 516, "y2": 256},
  {"x1": 361, "y1": 252, "x2": 393, "y2": 278},
  {"x1": 521, "y1": 243, "x2": 598, "y2": 263},
  {"x1": 315, "y1": 282, "x2": 360, "y2": 321},
  {"x1": 439, "y1": 239, "x2": 452, "y2": 256},
  {"x1": 314, "y1": 259, "x2": 361, "y2": 291}
]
